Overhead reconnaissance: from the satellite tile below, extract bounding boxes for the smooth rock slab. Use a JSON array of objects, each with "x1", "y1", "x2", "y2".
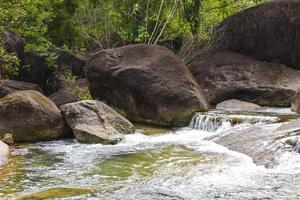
[
  {"x1": 212, "y1": 118, "x2": 300, "y2": 166},
  {"x1": 216, "y1": 99, "x2": 262, "y2": 111},
  {"x1": 61, "y1": 100, "x2": 135, "y2": 144}
]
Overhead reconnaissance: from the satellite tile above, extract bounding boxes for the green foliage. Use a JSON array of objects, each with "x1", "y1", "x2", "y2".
[
  {"x1": 0, "y1": 0, "x2": 268, "y2": 76},
  {"x1": 0, "y1": 47, "x2": 19, "y2": 79},
  {"x1": 56, "y1": 66, "x2": 92, "y2": 100},
  {"x1": 199, "y1": 0, "x2": 267, "y2": 34}
]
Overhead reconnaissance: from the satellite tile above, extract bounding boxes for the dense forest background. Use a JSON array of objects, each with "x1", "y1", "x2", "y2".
[{"x1": 0, "y1": 0, "x2": 267, "y2": 79}]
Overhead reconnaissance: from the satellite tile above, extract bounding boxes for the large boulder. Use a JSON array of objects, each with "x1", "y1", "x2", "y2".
[
  {"x1": 189, "y1": 51, "x2": 300, "y2": 106},
  {"x1": 61, "y1": 100, "x2": 135, "y2": 144},
  {"x1": 0, "y1": 79, "x2": 43, "y2": 98},
  {"x1": 49, "y1": 89, "x2": 79, "y2": 107},
  {"x1": 0, "y1": 90, "x2": 68, "y2": 142},
  {"x1": 86, "y1": 44, "x2": 209, "y2": 127},
  {"x1": 0, "y1": 141, "x2": 9, "y2": 167},
  {"x1": 216, "y1": 99, "x2": 262, "y2": 111},
  {"x1": 215, "y1": 1, "x2": 300, "y2": 69}
]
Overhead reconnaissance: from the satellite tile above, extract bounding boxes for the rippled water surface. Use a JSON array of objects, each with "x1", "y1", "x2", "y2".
[{"x1": 1, "y1": 110, "x2": 300, "y2": 199}]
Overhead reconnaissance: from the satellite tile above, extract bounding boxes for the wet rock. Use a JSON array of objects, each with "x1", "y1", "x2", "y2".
[
  {"x1": 61, "y1": 100, "x2": 135, "y2": 144},
  {"x1": 86, "y1": 44, "x2": 209, "y2": 127},
  {"x1": 189, "y1": 51, "x2": 300, "y2": 106},
  {"x1": 212, "y1": 118, "x2": 300, "y2": 166},
  {"x1": 215, "y1": 1, "x2": 300, "y2": 69},
  {"x1": 291, "y1": 89, "x2": 300, "y2": 113},
  {"x1": 0, "y1": 140, "x2": 9, "y2": 167},
  {"x1": 216, "y1": 99, "x2": 262, "y2": 111},
  {"x1": 49, "y1": 89, "x2": 79, "y2": 107},
  {"x1": 0, "y1": 79, "x2": 43, "y2": 98},
  {"x1": 0, "y1": 90, "x2": 68, "y2": 142}
]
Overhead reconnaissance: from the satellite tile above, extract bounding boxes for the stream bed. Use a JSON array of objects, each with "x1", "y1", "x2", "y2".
[{"x1": 1, "y1": 108, "x2": 300, "y2": 200}]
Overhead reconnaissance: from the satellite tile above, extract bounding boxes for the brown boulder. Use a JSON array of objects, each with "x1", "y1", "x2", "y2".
[
  {"x1": 86, "y1": 44, "x2": 209, "y2": 127},
  {"x1": 189, "y1": 52, "x2": 300, "y2": 106},
  {"x1": 0, "y1": 90, "x2": 68, "y2": 142},
  {"x1": 215, "y1": 1, "x2": 300, "y2": 69},
  {"x1": 0, "y1": 79, "x2": 43, "y2": 98},
  {"x1": 49, "y1": 89, "x2": 79, "y2": 107}
]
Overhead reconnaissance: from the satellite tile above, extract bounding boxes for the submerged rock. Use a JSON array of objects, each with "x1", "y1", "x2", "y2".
[
  {"x1": 215, "y1": 1, "x2": 300, "y2": 69},
  {"x1": 0, "y1": 140, "x2": 9, "y2": 167},
  {"x1": 0, "y1": 90, "x2": 68, "y2": 142},
  {"x1": 0, "y1": 79, "x2": 43, "y2": 98},
  {"x1": 189, "y1": 52, "x2": 300, "y2": 106},
  {"x1": 17, "y1": 187, "x2": 94, "y2": 200},
  {"x1": 61, "y1": 100, "x2": 135, "y2": 144},
  {"x1": 86, "y1": 44, "x2": 209, "y2": 127},
  {"x1": 216, "y1": 99, "x2": 262, "y2": 111}
]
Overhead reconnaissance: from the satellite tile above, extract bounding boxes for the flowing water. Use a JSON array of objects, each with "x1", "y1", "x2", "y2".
[{"x1": 0, "y1": 108, "x2": 300, "y2": 199}]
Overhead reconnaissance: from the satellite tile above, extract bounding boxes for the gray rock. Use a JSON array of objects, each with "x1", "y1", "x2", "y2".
[{"x1": 61, "y1": 100, "x2": 135, "y2": 144}]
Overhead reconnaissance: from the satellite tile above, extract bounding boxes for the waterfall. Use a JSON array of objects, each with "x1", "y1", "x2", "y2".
[{"x1": 189, "y1": 112, "x2": 279, "y2": 132}]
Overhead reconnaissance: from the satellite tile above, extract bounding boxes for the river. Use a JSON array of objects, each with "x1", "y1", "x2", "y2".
[{"x1": 0, "y1": 108, "x2": 300, "y2": 199}]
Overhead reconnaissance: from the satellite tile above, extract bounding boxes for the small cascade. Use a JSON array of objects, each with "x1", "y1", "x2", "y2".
[{"x1": 189, "y1": 112, "x2": 279, "y2": 132}]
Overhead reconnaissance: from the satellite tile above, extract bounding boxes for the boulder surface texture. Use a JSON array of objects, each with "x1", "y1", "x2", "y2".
[
  {"x1": 215, "y1": 0, "x2": 300, "y2": 69},
  {"x1": 0, "y1": 90, "x2": 68, "y2": 142},
  {"x1": 61, "y1": 100, "x2": 135, "y2": 144},
  {"x1": 189, "y1": 52, "x2": 300, "y2": 107},
  {"x1": 86, "y1": 44, "x2": 209, "y2": 127}
]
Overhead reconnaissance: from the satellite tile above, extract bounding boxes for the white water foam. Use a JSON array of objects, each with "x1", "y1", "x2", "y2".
[{"x1": 189, "y1": 112, "x2": 279, "y2": 132}]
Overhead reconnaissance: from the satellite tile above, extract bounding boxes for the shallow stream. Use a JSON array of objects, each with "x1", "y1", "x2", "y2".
[{"x1": 1, "y1": 108, "x2": 300, "y2": 199}]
